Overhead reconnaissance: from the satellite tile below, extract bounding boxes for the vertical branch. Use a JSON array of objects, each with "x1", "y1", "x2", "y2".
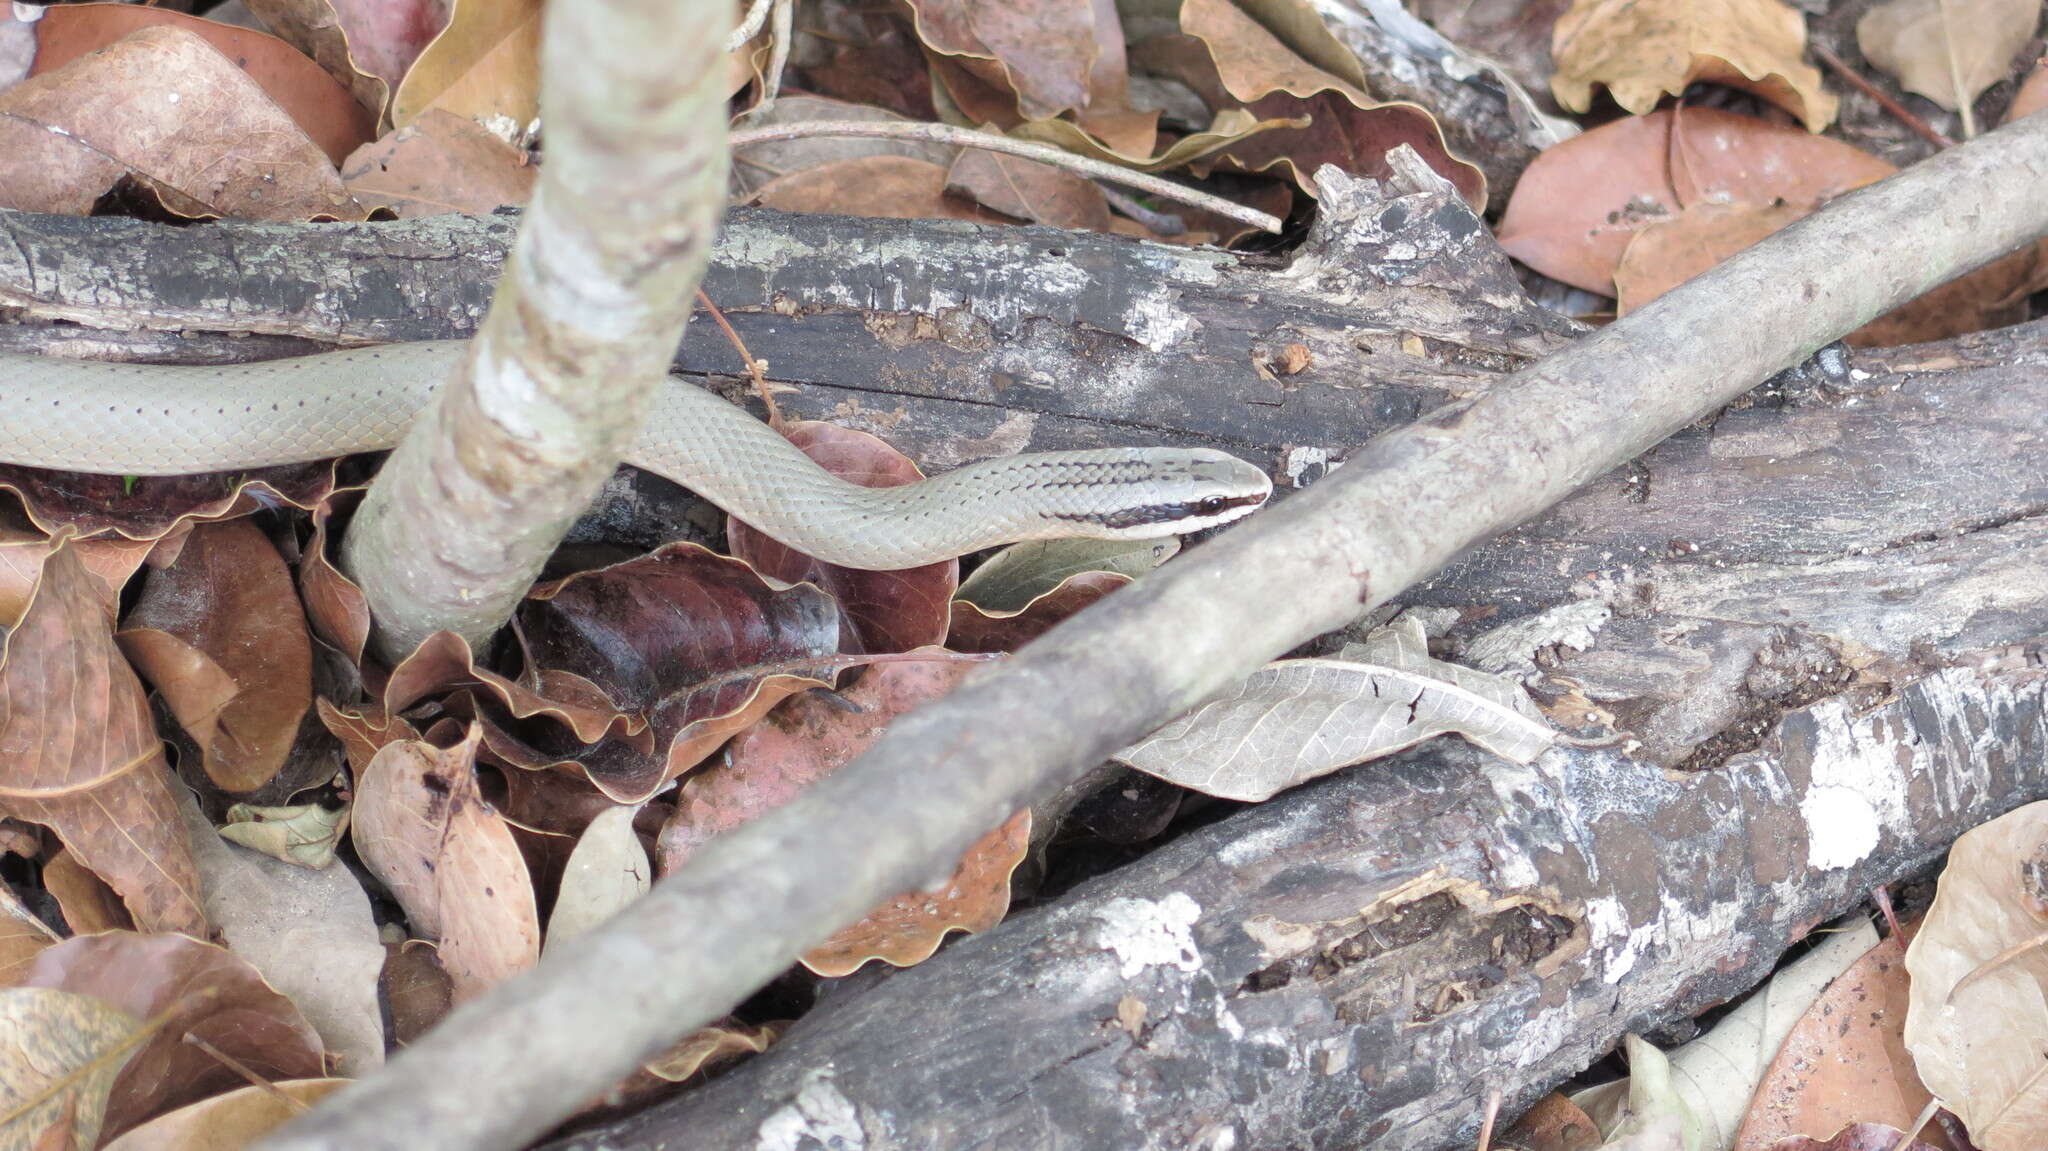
[{"x1": 340, "y1": 0, "x2": 729, "y2": 659}]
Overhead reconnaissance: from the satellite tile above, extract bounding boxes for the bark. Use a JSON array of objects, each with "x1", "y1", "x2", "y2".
[
  {"x1": 337, "y1": 0, "x2": 728, "y2": 658},
  {"x1": 548, "y1": 323, "x2": 2048, "y2": 1151},
  {"x1": 255, "y1": 116, "x2": 2048, "y2": 1151}
]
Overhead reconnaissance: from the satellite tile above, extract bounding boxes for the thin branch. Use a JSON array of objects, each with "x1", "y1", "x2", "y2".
[
  {"x1": 1813, "y1": 43, "x2": 1955, "y2": 150},
  {"x1": 693, "y1": 287, "x2": 784, "y2": 428},
  {"x1": 1097, "y1": 182, "x2": 1189, "y2": 236},
  {"x1": 724, "y1": 0, "x2": 772, "y2": 53},
  {"x1": 728, "y1": 120, "x2": 1286, "y2": 234},
  {"x1": 253, "y1": 113, "x2": 2048, "y2": 1151}
]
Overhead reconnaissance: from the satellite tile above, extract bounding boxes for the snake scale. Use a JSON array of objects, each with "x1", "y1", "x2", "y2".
[{"x1": 0, "y1": 341, "x2": 1271, "y2": 568}]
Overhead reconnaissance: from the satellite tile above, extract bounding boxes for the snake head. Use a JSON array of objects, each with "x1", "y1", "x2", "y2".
[{"x1": 1049, "y1": 449, "x2": 1273, "y2": 537}]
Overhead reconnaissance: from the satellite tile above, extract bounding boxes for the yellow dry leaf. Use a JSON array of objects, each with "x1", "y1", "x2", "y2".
[
  {"x1": 1552, "y1": 0, "x2": 1837, "y2": 130},
  {"x1": 1858, "y1": 0, "x2": 2040, "y2": 128},
  {"x1": 389, "y1": 0, "x2": 539, "y2": 132}
]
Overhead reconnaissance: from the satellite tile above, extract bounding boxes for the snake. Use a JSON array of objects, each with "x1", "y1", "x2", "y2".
[{"x1": 0, "y1": 341, "x2": 1272, "y2": 569}]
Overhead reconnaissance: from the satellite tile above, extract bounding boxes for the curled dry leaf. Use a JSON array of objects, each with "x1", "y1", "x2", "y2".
[
  {"x1": 955, "y1": 537, "x2": 1176, "y2": 613},
  {"x1": 949, "y1": 571, "x2": 1129, "y2": 653},
  {"x1": 27, "y1": 2, "x2": 376, "y2": 163},
  {"x1": 99, "y1": 1077, "x2": 349, "y2": 1151},
  {"x1": 351, "y1": 728, "x2": 539, "y2": 1001},
  {"x1": 542, "y1": 804, "x2": 649, "y2": 952},
  {"x1": 593, "y1": 1018, "x2": 783, "y2": 1116},
  {"x1": 0, "y1": 539, "x2": 204, "y2": 938},
  {"x1": 116, "y1": 518, "x2": 317, "y2": 796},
  {"x1": 1733, "y1": 929, "x2": 1948, "y2": 1151},
  {"x1": 0, "y1": 987, "x2": 145, "y2": 1151},
  {"x1": 217, "y1": 802, "x2": 350, "y2": 869},
  {"x1": 1904, "y1": 800, "x2": 2048, "y2": 1151},
  {"x1": 1551, "y1": 0, "x2": 1835, "y2": 130},
  {"x1": 728, "y1": 422, "x2": 958, "y2": 654},
  {"x1": 40, "y1": 850, "x2": 134, "y2": 935},
  {"x1": 0, "y1": 25, "x2": 360, "y2": 220},
  {"x1": 0, "y1": 886, "x2": 58, "y2": 984},
  {"x1": 389, "y1": 0, "x2": 538, "y2": 131},
  {"x1": 1572, "y1": 1035, "x2": 1700, "y2": 1151},
  {"x1": 240, "y1": 0, "x2": 451, "y2": 123},
  {"x1": 1858, "y1": 0, "x2": 2040, "y2": 117},
  {"x1": 176, "y1": 786, "x2": 383, "y2": 1076},
  {"x1": 1497, "y1": 108, "x2": 1894, "y2": 295},
  {"x1": 1616, "y1": 199, "x2": 2039, "y2": 346},
  {"x1": 341, "y1": 107, "x2": 535, "y2": 217},
  {"x1": 1117, "y1": 617, "x2": 1558, "y2": 802},
  {"x1": 660, "y1": 652, "x2": 1026, "y2": 975},
  {"x1": 0, "y1": 462, "x2": 340, "y2": 545},
  {"x1": 904, "y1": 0, "x2": 1153, "y2": 154},
  {"x1": 0, "y1": 528, "x2": 151, "y2": 624},
  {"x1": 22, "y1": 932, "x2": 325, "y2": 1142}
]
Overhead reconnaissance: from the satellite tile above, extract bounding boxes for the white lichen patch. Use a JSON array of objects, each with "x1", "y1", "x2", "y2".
[
  {"x1": 1091, "y1": 892, "x2": 1203, "y2": 979},
  {"x1": 755, "y1": 1069, "x2": 864, "y2": 1151},
  {"x1": 1800, "y1": 785, "x2": 1881, "y2": 869}
]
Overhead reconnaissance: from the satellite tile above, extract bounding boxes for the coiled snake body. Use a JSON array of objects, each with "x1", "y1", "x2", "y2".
[{"x1": 0, "y1": 341, "x2": 1271, "y2": 567}]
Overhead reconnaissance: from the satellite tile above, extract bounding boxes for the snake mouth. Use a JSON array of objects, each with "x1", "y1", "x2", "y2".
[{"x1": 1051, "y1": 490, "x2": 1268, "y2": 531}]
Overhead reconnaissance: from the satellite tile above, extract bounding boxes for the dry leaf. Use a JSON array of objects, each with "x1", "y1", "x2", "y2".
[
  {"x1": 1117, "y1": 617, "x2": 1558, "y2": 802},
  {"x1": 955, "y1": 537, "x2": 1176, "y2": 613},
  {"x1": 1733, "y1": 928, "x2": 1950, "y2": 1151},
  {"x1": 0, "y1": 465, "x2": 341, "y2": 546},
  {"x1": 2010, "y1": 62, "x2": 2048, "y2": 122},
  {"x1": 542, "y1": 805, "x2": 648, "y2": 952},
  {"x1": 341, "y1": 107, "x2": 534, "y2": 216},
  {"x1": 217, "y1": 803, "x2": 350, "y2": 869},
  {"x1": 1766, "y1": 1124, "x2": 1944, "y2": 1150},
  {"x1": 1572, "y1": 1035, "x2": 1701, "y2": 1150},
  {"x1": 389, "y1": 0, "x2": 537, "y2": 131},
  {"x1": 1497, "y1": 108, "x2": 1894, "y2": 295},
  {"x1": 730, "y1": 95, "x2": 957, "y2": 197},
  {"x1": 99, "y1": 1078, "x2": 349, "y2": 1151},
  {"x1": 801, "y1": 809, "x2": 1030, "y2": 976},
  {"x1": 0, "y1": 886, "x2": 59, "y2": 984},
  {"x1": 177, "y1": 787, "x2": 384, "y2": 1074},
  {"x1": 351, "y1": 729, "x2": 539, "y2": 1001},
  {"x1": 1858, "y1": 0, "x2": 2039, "y2": 116},
  {"x1": 1504, "y1": 1093, "x2": 1603, "y2": 1151},
  {"x1": 378, "y1": 940, "x2": 452, "y2": 1046},
  {"x1": 0, "y1": 539, "x2": 205, "y2": 938},
  {"x1": 27, "y1": 2, "x2": 375, "y2": 164},
  {"x1": 117, "y1": 518, "x2": 316, "y2": 796},
  {"x1": 0, "y1": 987, "x2": 145, "y2": 1151},
  {"x1": 39, "y1": 851, "x2": 132, "y2": 935},
  {"x1": 1552, "y1": 0, "x2": 1836, "y2": 129},
  {"x1": 22, "y1": 932, "x2": 325, "y2": 1142},
  {"x1": 949, "y1": 571, "x2": 1128, "y2": 654},
  {"x1": 1904, "y1": 800, "x2": 2048, "y2": 1151},
  {"x1": 241, "y1": 0, "x2": 450, "y2": 123},
  {"x1": 727, "y1": 422, "x2": 958, "y2": 654},
  {"x1": 944, "y1": 148, "x2": 1112, "y2": 231},
  {"x1": 0, "y1": 25, "x2": 360, "y2": 220},
  {"x1": 903, "y1": 0, "x2": 1153, "y2": 153},
  {"x1": 752, "y1": 154, "x2": 1015, "y2": 222}
]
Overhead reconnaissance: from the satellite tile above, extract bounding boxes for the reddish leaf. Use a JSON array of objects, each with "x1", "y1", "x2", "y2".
[
  {"x1": 351, "y1": 728, "x2": 538, "y2": 1001},
  {"x1": 1767, "y1": 1124, "x2": 1943, "y2": 1151},
  {"x1": 0, "y1": 539, "x2": 205, "y2": 938},
  {"x1": 728, "y1": 423, "x2": 957, "y2": 654},
  {"x1": 660, "y1": 652, "x2": 1025, "y2": 975},
  {"x1": 28, "y1": 3, "x2": 376, "y2": 164},
  {"x1": 949, "y1": 570, "x2": 1129, "y2": 653},
  {"x1": 1496, "y1": 107, "x2": 1895, "y2": 294},
  {"x1": 297, "y1": 490, "x2": 372, "y2": 671},
  {"x1": 22, "y1": 932, "x2": 325, "y2": 1142},
  {"x1": 801, "y1": 11, "x2": 939, "y2": 120},
  {"x1": 241, "y1": 0, "x2": 450, "y2": 123},
  {"x1": 0, "y1": 463, "x2": 340, "y2": 544},
  {"x1": 379, "y1": 939, "x2": 452, "y2": 1046},
  {"x1": 117, "y1": 519, "x2": 318, "y2": 795},
  {"x1": 903, "y1": 0, "x2": 1154, "y2": 153},
  {"x1": 341, "y1": 108, "x2": 535, "y2": 217},
  {"x1": 0, "y1": 25, "x2": 362, "y2": 220}
]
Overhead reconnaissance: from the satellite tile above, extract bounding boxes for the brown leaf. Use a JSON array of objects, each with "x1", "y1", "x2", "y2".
[
  {"x1": 512, "y1": 543, "x2": 843, "y2": 802},
  {"x1": 0, "y1": 463, "x2": 340, "y2": 545},
  {"x1": 2011, "y1": 61, "x2": 2048, "y2": 122},
  {"x1": 98, "y1": 1078, "x2": 349, "y2": 1151},
  {"x1": 1504, "y1": 1093, "x2": 1603, "y2": 1151},
  {"x1": 297, "y1": 491, "x2": 372, "y2": 671},
  {"x1": 1732, "y1": 929, "x2": 1952, "y2": 1150},
  {"x1": 0, "y1": 526, "x2": 148, "y2": 629},
  {"x1": 241, "y1": 0, "x2": 450, "y2": 123},
  {"x1": 800, "y1": 12, "x2": 939, "y2": 121},
  {"x1": 728, "y1": 423, "x2": 957, "y2": 654},
  {"x1": 1904, "y1": 801, "x2": 2048, "y2": 1151},
  {"x1": 378, "y1": 940, "x2": 452, "y2": 1046},
  {"x1": 752, "y1": 154, "x2": 1016, "y2": 223},
  {"x1": 1766, "y1": 1124, "x2": 1944, "y2": 1150},
  {"x1": 351, "y1": 728, "x2": 539, "y2": 1001},
  {"x1": 1858, "y1": 0, "x2": 2039, "y2": 116},
  {"x1": 40, "y1": 850, "x2": 134, "y2": 936},
  {"x1": 0, "y1": 886, "x2": 60, "y2": 984},
  {"x1": 341, "y1": 107, "x2": 534, "y2": 217},
  {"x1": 389, "y1": 0, "x2": 538, "y2": 131},
  {"x1": 1412, "y1": 0, "x2": 1572, "y2": 95},
  {"x1": 1616, "y1": 198, "x2": 2039, "y2": 346},
  {"x1": 1551, "y1": 0, "x2": 1836, "y2": 129},
  {"x1": 116, "y1": 519, "x2": 316, "y2": 795},
  {"x1": 0, "y1": 25, "x2": 360, "y2": 220},
  {"x1": 949, "y1": 571, "x2": 1128, "y2": 653},
  {"x1": 944, "y1": 148, "x2": 1112, "y2": 231},
  {"x1": 729, "y1": 96, "x2": 958, "y2": 198},
  {"x1": 27, "y1": 3, "x2": 375, "y2": 164},
  {"x1": 659, "y1": 652, "x2": 1027, "y2": 975},
  {"x1": 0, "y1": 987, "x2": 145, "y2": 1151},
  {"x1": 22, "y1": 932, "x2": 325, "y2": 1142},
  {"x1": 1497, "y1": 107, "x2": 1894, "y2": 294},
  {"x1": 903, "y1": 0, "x2": 1154, "y2": 153},
  {"x1": 0, "y1": 540, "x2": 205, "y2": 938}
]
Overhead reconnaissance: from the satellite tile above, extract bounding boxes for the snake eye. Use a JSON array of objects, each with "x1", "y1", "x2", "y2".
[{"x1": 1197, "y1": 496, "x2": 1228, "y2": 514}]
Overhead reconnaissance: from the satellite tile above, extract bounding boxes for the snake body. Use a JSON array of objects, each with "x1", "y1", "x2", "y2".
[{"x1": 0, "y1": 341, "x2": 1271, "y2": 568}]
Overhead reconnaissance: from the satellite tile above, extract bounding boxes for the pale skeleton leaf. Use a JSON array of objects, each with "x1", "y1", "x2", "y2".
[{"x1": 1115, "y1": 617, "x2": 1558, "y2": 802}]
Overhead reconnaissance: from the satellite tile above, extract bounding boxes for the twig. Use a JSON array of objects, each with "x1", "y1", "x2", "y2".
[
  {"x1": 184, "y1": 1033, "x2": 312, "y2": 1110},
  {"x1": 1813, "y1": 43, "x2": 1955, "y2": 150},
  {"x1": 759, "y1": 0, "x2": 793, "y2": 109},
  {"x1": 693, "y1": 288, "x2": 784, "y2": 428},
  {"x1": 1097, "y1": 183, "x2": 1188, "y2": 236},
  {"x1": 727, "y1": 120, "x2": 1285, "y2": 235},
  {"x1": 1894, "y1": 1097, "x2": 1944, "y2": 1150},
  {"x1": 725, "y1": 0, "x2": 772, "y2": 53},
  {"x1": 257, "y1": 115, "x2": 2048, "y2": 1151},
  {"x1": 1475, "y1": 1088, "x2": 1502, "y2": 1151}
]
